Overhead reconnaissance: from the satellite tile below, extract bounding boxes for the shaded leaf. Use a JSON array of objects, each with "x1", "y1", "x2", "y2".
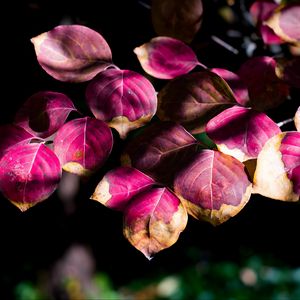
[
  {"x1": 31, "y1": 25, "x2": 113, "y2": 82},
  {"x1": 211, "y1": 68, "x2": 250, "y2": 106},
  {"x1": 53, "y1": 117, "x2": 113, "y2": 176},
  {"x1": 238, "y1": 56, "x2": 290, "y2": 111},
  {"x1": 275, "y1": 57, "x2": 300, "y2": 88},
  {"x1": 121, "y1": 121, "x2": 198, "y2": 184},
  {"x1": 174, "y1": 150, "x2": 252, "y2": 226},
  {"x1": 134, "y1": 37, "x2": 202, "y2": 79},
  {"x1": 295, "y1": 107, "x2": 300, "y2": 131},
  {"x1": 206, "y1": 106, "x2": 281, "y2": 162},
  {"x1": 15, "y1": 91, "x2": 76, "y2": 138},
  {"x1": 0, "y1": 144, "x2": 61, "y2": 211},
  {"x1": 86, "y1": 69, "x2": 157, "y2": 139},
  {"x1": 123, "y1": 187, "x2": 187, "y2": 259},
  {"x1": 151, "y1": 0, "x2": 203, "y2": 43},
  {"x1": 253, "y1": 132, "x2": 299, "y2": 201},
  {"x1": 91, "y1": 166, "x2": 155, "y2": 211},
  {"x1": 157, "y1": 71, "x2": 237, "y2": 133}
]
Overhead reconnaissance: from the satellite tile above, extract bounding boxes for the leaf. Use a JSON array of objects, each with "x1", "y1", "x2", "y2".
[
  {"x1": 91, "y1": 166, "x2": 155, "y2": 211},
  {"x1": 0, "y1": 124, "x2": 36, "y2": 159},
  {"x1": 275, "y1": 57, "x2": 300, "y2": 88},
  {"x1": 86, "y1": 69, "x2": 157, "y2": 139},
  {"x1": 53, "y1": 117, "x2": 113, "y2": 176},
  {"x1": 157, "y1": 71, "x2": 237, "y2": 133},
  {"x1": 295, "y1": 107, "x2": 300, "y2": 131},
  {"x1": 151, "y1": 0, "x2": 203, "y2": 43},
  {"x1": 134, "y1": 37, "x2": 202, "y2": 79},
  {"x1": 265, "y1": 4, "x2": 300, "y2": 43},
  {"x1": 174, "y1": 150, "x2": 252, "y2": 226},
  {"x1": 0, "y1": 143, "x2": 61, "y2": 211},
  {"x1": 121, "y1": 121, "x2": 198, "y2": 184},
  {"x1": 123, "y1": 187, "x2": 187, "y2": 259},
  {"x1": 238, "y1": 56, "x2": 290, "y2": 111},
  {"x1": 31, "y1": 25, "x2": 113, "y2": 82},
  {"x1": 14, "y1": 91, "x2": 76, "y2": 138},
  {"x1": 211, "y1": 68, "x2": 250, "y2": 106},
  {"x1": 206, "y1": 106, "x2": 281, "y2": 162},
  {"x1": 253, "y1": 132, "x2": 300, "y2": 201}
]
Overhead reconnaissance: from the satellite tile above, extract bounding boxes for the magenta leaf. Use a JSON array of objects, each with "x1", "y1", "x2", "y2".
[
  {"x1": 238, "y1": 56, "x2": 290, "y2": 111},
  {"x1": 206, "y1": 106, "x2": 281, "y2": 162},
  {"x1": 134, "y1": 37, "x2": 202, "y2": 79},
  {"x1": 151, "y1": 0, "x2": 203, "y2": 43},
  {"x1": 0, "y1": 143, "x2": 61, "y2": 211},
  {"x1": 123, "y1": 187, "x2": 187, "y2": 259},
  {"x1": 14, "y1": 91, "x2": 76, "y2": 138},
  {"x1": 0, "y1": 124, "x2": 36, "y2": 159},
  {"x1": 53, "y1": 117, "x2": 113, "y2": 176},
  {"x1": 174, "y1": 150, "x2": 252, "y2": 226},
  {"x1": 91, "y1": 166, "x2": 155, "y2": 211},
  {"x1": 211, "y1": 68, "x2": 250, "y2": 106},
  {"x1": 275, "y1": 57, "x2": 300, "y2": 89},
  {"x1": 86, "y1": 69, "x2": 157, "y2": 139},
  {"x1": 31, "y1": 25, "x2": 113, "y2": 82},
  {"x1": 157, "y1": 71, "x2": 237, "y2": 133},
  {"x1": 253, "y1": 132, "x2": 300, "y2": 201},
  {"x1": 295, "y1": 107, "x2": 300, "y2": 132},
  {"x1": 122, "y1": 121, "x2": 198, "y2": 184}
]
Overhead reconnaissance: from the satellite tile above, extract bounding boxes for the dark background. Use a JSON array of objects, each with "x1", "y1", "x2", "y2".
[{"x1": 1, "y1": 0, "x2": 300, "y2": 299}]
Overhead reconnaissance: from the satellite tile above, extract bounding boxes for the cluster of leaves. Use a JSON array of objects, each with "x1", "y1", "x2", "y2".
[{"x1": 0, "y1": 0, "x2": 300, "y2": 259}]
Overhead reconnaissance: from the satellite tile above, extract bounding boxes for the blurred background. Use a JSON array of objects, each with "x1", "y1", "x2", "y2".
[{"x1": 1, "y1": 0, "x2": 300, "y2": 299}]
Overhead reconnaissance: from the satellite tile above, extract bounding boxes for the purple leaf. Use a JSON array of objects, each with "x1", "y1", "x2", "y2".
[
  {"x1": 211, "y1": 68, "x2": 250, "y2": 106},
  {"x1": 275, "y1": 57, "x2": 300, "y2": 88},
  {"x1": 91, "y1": 166, "x2": 155, "y2": 211},
  {"x1": 53, "y1": 117, "x2": 113, "y2": 176},
  {"x1": 151, "y1": 0, "x2": 203, "y2": 43},
  {"x1": 0, "y1": 124, "x2": 36, "y2": 159},
  {"x1": 0, "y1": 143, "x2": 61, "y2": 211},
  {"x1": 295, "y1": 107, "x2": 300, "y2": 132},
  {"x1": 253, "y1": 132, "x2": 300, "y2": 201},
  {"x1": 174, "y1": 150, "x2": 252, "y2": 226},
  {"x1": 238, "y1": 56, "x2": 290, "y2": 111},
  {"x1": 206, "y1": 106, "x2": 281, "y2": 162},
  {"x1": 121, "y1": 121, "x2": 198, "y2": 184},
  {"x1": 157, "y1": 71, "x2": 237, "y2": 133},
  {"x1": 31, "y1": 25, "x2": 113, "y2": 82},
  {"x1": 134, "y1": 37, "x2": 202, "y2": 79},
  {"x1": 123, "y1": 187, "x2": 187, "y2": 259},
  {"x1": 15, "y1": 91, "x2": 76, "y2": 138},
  {"x1": 86, "y1": 69, "x2": 157, "y2": 139}
]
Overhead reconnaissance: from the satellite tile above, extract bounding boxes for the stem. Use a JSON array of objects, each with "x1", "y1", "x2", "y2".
[
  {"x1": 211, "y1": 35, "x2": 239, "y2": 55},
  {"x1": 277, "y1": 118, "x2": 294, "y2": 128}
]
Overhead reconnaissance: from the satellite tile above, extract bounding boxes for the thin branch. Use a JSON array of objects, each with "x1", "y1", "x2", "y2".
[
  {"x1": 211, "y1": 35, "x2": 239, "y2": 55},
  {"x1": 277, "y1": 118, "x2": 294, "y2": 128}
]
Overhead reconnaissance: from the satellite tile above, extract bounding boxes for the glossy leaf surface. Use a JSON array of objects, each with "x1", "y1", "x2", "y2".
[
  {"x1": 206, "y1": 106, "x2": 281, "y2": 162},
  {"x1": 91, "y1": 166, "x2": 155, "y2": 211},
  {"x1": 53, "y1": 117, "x2": 113, "y2": 176},
  {"x1": 86, "y1": 69, "x2": 157, "y2": 139},
  {"x1": 124, "y1": 187, "x2": 187, "y2": 259},
  {"x1": 0, "y1": 144, "x2": 61, "y2": 211},
  {"x1": 174, "y1": 150, "x2": 252, "y2": 226},
  {"x1": 151, "y1": 0, "x2": 203, "y2": 43},
  {"x1": 134, "y1": 37, "x2": 201, "y2": 79},
  {"x1": 295, "y1": 107, "x2": 300, "y2": 132},
  {"x1": 31, "y1": 25, "x2": 112, "y2": 82},
  {"x1": 157, "y1": 71, "x2": 237, "y2": 133},
  {"x1": 15, "y1": 91, "x2": 76, "y2": 138}
]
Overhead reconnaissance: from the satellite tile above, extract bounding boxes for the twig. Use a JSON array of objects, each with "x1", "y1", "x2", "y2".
[
  {"x1": 211, "y1": 35, "x2": 239, "y2": 54},
  {"x1": 138, "y1": 1, "x2": 151, "y2": 10},
  {"x1": 277, "y1": 118, "x2": 294, "y2": 128}
]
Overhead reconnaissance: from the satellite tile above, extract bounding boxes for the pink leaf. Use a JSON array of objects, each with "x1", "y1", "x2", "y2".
[
  {"x1": 295, "y1": 107, "x2": 300, "y2": 132},
  {"x1": 253, "y1": 132, "x2": 300, "y2": 201},
  {"x1": 15, "y1": 91, "x2": 76, "y2": 138},
  {"x1": 121, "y1": 121, "x2": 198, "y2": 184},
  {"x1": 53, "y1": 117, "x2": 113, "y2": 176},
  {"x1": 174, "y1": 150, "x2": 252, "y2": 226},
  {"x1": 91, "y1": 166, "x2": 155, "y2": 211},
  {"x1": 157, "y1": 71, "x2": 237, "y2": 133},
  {"x1": 238, "y1": 56, "x2": 289, "y2": 111},
  {"x1": 275, "y1": 57, "x2": 300, "y2": 88},
  {"x1": 0, "y1": 124, "x2": 36, "y2": 159},
  {"x1": 211, "y1": 68, "x2": 250, "y2": 106},
  {"x1": 0, "y1": 143, "x2": 61, "y2": 211},
  {"x1": 31, "y1": 25, "x2": 113, "y2": 82},
  {"x1": 206, "y1": 106, "x2": 281, "y2": 162},
  {"x1": 86, "y1": 69, "x2": 157, "y2": 139},
  {"x1": 151, "y1": 0, "x2": 203, "y2": 43},
  {"x1": 123, "y1": 187, "x2": 187, "y2": 259},
  {"x1": 134, "y1": 37, "x2": 202, "y2": 79}
]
